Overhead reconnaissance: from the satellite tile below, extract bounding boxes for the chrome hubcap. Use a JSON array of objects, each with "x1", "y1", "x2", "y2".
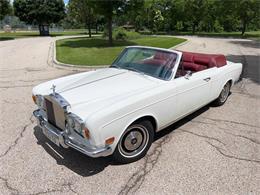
[
  {"x1": 220, "y1": 83, "x2": 230, "y2": 103},
  {"x1": 124, "y1": 131, "x2": 143, "y2": 151},
  {"x1": 119, "y1": 125, "x2": 149, "y2": 157}
]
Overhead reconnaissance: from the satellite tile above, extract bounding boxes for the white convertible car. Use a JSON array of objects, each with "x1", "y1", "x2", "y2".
[{"x1": 33, "y1": 46, "x2": 242, "y2": 163}]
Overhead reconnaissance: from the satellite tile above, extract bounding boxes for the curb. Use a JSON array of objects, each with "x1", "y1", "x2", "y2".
[
  {"x1": 52, "y1": 37, "x2": 189, "y2": 69},
  {"x1": 170, "y1": 40, "x2": 189, "y2": 49}
]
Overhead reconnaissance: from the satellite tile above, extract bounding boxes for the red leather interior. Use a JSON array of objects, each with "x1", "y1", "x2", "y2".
[
  {"x1": 181, "y1": 51, "x2": 227, "y2": 72},
  {"x1": 141, "y1": 51, "x2": 175, "y2": 66},
  {"x1": 142, "y1": 59, "x2": 164, "y2": 65},
  {"x1": 154, "y1": 52, "x2": 169, "y2": 60}
]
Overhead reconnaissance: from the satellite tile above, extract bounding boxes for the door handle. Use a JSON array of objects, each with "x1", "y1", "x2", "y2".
[{"x1": 203, "y1": 77, "x2": 211, "y2": 82}]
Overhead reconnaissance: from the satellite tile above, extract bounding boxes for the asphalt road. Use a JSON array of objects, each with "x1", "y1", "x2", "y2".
[{"x1": 0, "y1": 36, "x2": 259, "y2": 195}]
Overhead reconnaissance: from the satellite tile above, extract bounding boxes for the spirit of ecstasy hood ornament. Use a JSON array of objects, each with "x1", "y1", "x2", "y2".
[{"x1": 51, "y1": 84, "x2": 56, "y2": 94}]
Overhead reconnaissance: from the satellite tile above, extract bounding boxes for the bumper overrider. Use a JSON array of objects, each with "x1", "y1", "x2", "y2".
[{"x1": 33, "y1": 109, "x2": 112, "y2": 158}]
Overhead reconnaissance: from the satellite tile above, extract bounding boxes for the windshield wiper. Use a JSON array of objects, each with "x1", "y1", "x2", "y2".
[
  {"x1": 125, "y1": 67, "x2": 138, "y2": 72},
  {"x1": 110, "y1": 64, "x2": 121, "y2": 69}
]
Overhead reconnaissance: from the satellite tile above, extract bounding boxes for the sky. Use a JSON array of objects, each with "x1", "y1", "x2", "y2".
[{"x1": 64, "y1": 0, "x2": 69, "y2": 5}]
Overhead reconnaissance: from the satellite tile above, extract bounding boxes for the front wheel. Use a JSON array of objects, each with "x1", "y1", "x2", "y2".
[
  {"x1": 213, "y1": 81, "x2": 231, "y2": 106},
  {"x1": 113, "y1": 120, "x2": 154, "y2": 164}
]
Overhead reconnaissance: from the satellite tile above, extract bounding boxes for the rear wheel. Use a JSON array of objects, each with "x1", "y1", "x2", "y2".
[
  {"x1": 113, "y1": 120, "x2": 154, "y2": 164},
  {"x1": 213, "y1": 81, "x2": 231, "y2": 106}
]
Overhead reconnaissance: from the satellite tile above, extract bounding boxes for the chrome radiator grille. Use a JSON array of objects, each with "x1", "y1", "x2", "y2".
[
  {"x1": 45, "y1": 98, "x2": 56, "y2": 127},
  {"x1": 44, "y1": 96, "x2": 66, "y2": 130}
]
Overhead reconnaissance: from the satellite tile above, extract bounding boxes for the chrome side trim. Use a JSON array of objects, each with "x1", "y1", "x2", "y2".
[{"x1": 33, "y1": 109, "x2": 112, "y2": 158}]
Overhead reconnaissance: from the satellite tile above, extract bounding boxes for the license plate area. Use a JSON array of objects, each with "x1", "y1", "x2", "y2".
[{"x1": 42, "y1": 128, "x2": 60, "y2": 147}]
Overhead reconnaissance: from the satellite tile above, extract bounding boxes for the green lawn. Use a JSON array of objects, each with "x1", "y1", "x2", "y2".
[
  {"x1": 0, "y1": 30, "x2": 101, "y2": 41},
  {"x1": 56, "y1": 36, "x2": 186, "y2": 66}
]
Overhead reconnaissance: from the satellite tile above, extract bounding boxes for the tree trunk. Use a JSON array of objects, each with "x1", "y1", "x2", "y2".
[
  {"x1": 96, "y1": 20, "x2": 98, "y2": 34},
  {"x1": 88, "y1": 21, "x2": 92, "y2": 38},
  {"x1": 241, "y1": 20, "x2": 246, "y2": 35},
  {"x1": 38, "y1": 24, "x2": 49, "y2": 36},
  {"x1": 192, "y1": 23, "x2": 196, "y2": 34},
  {"x1": 107, "y1": 15, "x2": 113, "y2": 46}
]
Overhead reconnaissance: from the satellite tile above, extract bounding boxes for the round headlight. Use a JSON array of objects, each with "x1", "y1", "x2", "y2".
[
  {"x1": 74, "y1": 120, "x2": 82, "y2": 133},
  {"x1": 67, "y1": 117, "x2": 75, "y2": 129},
  {"x1": 36, "y1": 95, "x2": 44, "y2": 108}
]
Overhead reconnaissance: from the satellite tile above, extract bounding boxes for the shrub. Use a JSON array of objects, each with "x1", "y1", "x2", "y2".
[
  {"x1": 114, "y1": 27, "x2": 127, "y2": 40},
  {"x1": 103, "y1": 27, "x2": 141, "y2": 40},
  {"x1": 213, "y1": 20, "x2": 224, "y2": 32}
]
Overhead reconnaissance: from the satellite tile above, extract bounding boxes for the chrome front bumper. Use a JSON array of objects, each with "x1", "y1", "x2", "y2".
[{"x1": 33, "y1": 109, "x2": 112, "y2": 158}]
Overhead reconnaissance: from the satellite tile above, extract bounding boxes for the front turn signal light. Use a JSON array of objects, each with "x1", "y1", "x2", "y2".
[
  {"x1": 105, "y1": 137, "x2": 115, "y2": 145},
  {"x1": 83, "y1": 128, "x2": 90, "y2": 139},
  {"x1": 32, "y1": 95, "x2": 36, "y2": 104}
]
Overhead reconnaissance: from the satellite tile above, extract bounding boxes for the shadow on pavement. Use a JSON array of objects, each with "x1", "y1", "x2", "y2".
[
  {"x1": 155, "y1": 105, "x2": 210, "y2": 141},
  {"x1": 227, "y1": 39, "x2": 260, "y2": 84},
  {"x1": 226, "y1": 54, "x2": 260, "y2": 84},
  {"x1": 229, "y1": 40, "x2": 260, "y2": 49},
  {"x1": 34, "y1": 126, "x2": 112, "y2": 177}
]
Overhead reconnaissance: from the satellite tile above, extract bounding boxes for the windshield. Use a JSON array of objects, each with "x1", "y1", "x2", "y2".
[{"x1": 111, "y1": 47, "x2": 178, "y2": 80}]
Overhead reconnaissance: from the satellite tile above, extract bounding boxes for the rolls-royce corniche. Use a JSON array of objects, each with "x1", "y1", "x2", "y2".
[{"x1": 32, "y1": 46, "x2": 242, "y2": 163}]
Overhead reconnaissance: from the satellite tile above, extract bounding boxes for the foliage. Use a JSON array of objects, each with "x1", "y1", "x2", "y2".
[
  {"x1": 213, "y1": 20, "x2": 224, "y2": 32},
  {"x1": 4, "y1": 0, "x2": 260, "y2": 37},
  {"x1": 103, "y1": 27, "x2": 141, "y2": 40},
  {"x1": 0, "y1": 0, "x2": 12, "y2": 20},
  {"x1": 153, "y1": 10, "x2": 164, "y2": 33},
  {"x1": 235, "y1": 0, "x2": 260, "y2": 35},
  {"x1": 13, "y1": 0, "x2": 65, "y2": 35},
  {"x1": 66, "y1": 0, "x2": 97, "y2": 37},
  {"x1": 93, "y1": 0, "x2": 126, "y2": 45}
]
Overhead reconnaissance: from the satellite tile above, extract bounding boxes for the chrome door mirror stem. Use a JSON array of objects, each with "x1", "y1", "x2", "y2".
[{"x1": 184, "y1": 71, "x2": 192, "y2": 79}]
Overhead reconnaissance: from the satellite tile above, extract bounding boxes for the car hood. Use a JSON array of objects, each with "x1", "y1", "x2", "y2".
[{"x1": 33, "y1": 68, "x2": 160, "y2": 119}]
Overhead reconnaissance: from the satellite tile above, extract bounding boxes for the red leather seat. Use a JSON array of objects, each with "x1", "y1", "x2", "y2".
[
  {"x1": 183, "y1": 62, "x2": 207, "y2": 72},
  {"x1": 181, "y1": 51, "x2": 227, "y2": 72}
]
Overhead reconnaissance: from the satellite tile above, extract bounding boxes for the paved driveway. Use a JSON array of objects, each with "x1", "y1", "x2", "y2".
[{"x1": 0, "y1": 36, "x2": 259, "y2": 194}]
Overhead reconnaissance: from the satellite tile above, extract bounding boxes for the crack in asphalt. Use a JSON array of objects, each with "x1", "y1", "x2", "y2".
[
  {"x1": 201, "y1": 116, "x2": 260, "y2": 129},
  {"x1": 0, "y1": 115, "x2": 34, "y2": 159},
  {"x1": 0, "y1": 175, "x2": 77, "y2": 195},
  {"x1": 176, "y1": 126, "x2": 260, "y2": 164},
  {"x1": 192, "y1": 118, "x2": 260, "y2": 135},
  {"x1": 225, "y1": 132, "x2": 260, "y2": 145},
  {"x1": 190, "y1": 119, "x2": 215, "y2": 126},
  {"x1": 0, "y1": 176, "x2": 20, "y2": 195},
  {"x1": 206, "y1": 141, "x2": 260, "y2": 164},
  {"x1": 176, "y1": 128, "x2": 226, "y2": 146},
  {"x1": 27, "y1": 182, "x2": 77, "y2": 195},
  {"x1": 118, "y1": 135, "x2": 171, "y2": 195},
  {"x1": 234, "y1": 79, "x2": 259, "y2": 99}
]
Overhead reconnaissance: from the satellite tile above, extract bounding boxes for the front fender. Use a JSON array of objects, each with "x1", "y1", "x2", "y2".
[{"x1": 100, "y1": 112, "x2": 158, "y2": 153}]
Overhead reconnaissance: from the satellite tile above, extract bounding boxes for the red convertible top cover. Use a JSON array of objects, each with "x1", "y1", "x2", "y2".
[{"x1": 181, "y1": 51, "x2": 227, "y2": 72}]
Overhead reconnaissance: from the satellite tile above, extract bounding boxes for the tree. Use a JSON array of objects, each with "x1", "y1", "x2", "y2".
[
  {"x1": 94, "y1": 0, "x2": 126, "y2": 46},
  {"x1": 0, "y1": 0, "x2": 12, "y2": 20},
  {"x1": 184, "y1": 0, "x2": 207, "y2": 34},
  {"x1": 13, "y1": 0, "x2": 65, "y2": 36},
  {"x1": 67, "y1": 0, "x2": 95, "y2": 37},
  {"x1": 119, "y1": 0, "x2": 145, "y2": 32},
  {"x1": 153, "y1": 10, "x2": 164, "y2": 32},
  {"x1": 236, "y1": 0, "x2": 260, "y2": 35}
]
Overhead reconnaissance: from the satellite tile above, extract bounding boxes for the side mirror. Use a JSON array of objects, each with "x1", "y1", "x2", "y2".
[{"x1": 184, "y1": 71, "x2": 192, "y2": 79}]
